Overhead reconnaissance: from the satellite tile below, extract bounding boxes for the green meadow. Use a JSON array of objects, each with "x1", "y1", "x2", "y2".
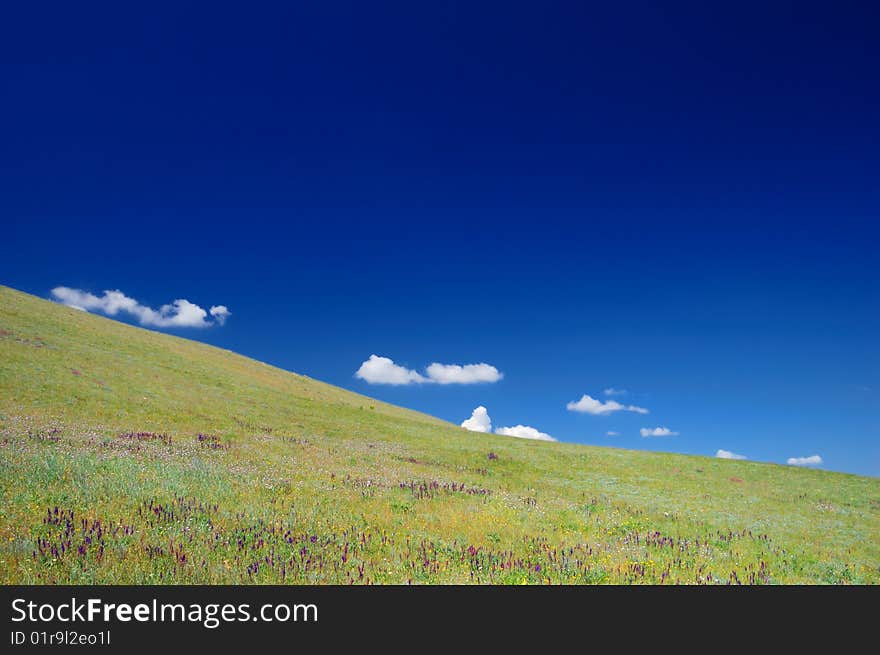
[{"x1": 0, "y1": 284, "x2": 877, "y2": 584}]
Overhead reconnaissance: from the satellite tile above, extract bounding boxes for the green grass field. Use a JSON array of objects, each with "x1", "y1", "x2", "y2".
[{"x1": 1, "y1": 284, "x2": 877, "y2": 584}]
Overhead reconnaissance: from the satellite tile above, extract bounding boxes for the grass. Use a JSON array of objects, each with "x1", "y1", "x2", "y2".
[{"x1": 0, "y1": 284, "x2": 877, "y2": 584}]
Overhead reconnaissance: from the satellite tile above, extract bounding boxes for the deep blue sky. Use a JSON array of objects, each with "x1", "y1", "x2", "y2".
[{"x1": 2, "y1": 2, "x2": 877, "y2": 474}]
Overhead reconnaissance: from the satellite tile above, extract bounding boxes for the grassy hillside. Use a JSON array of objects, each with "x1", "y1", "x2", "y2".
[{"x1": 0, "y1": 284, "x2": 877, "y2": 584}]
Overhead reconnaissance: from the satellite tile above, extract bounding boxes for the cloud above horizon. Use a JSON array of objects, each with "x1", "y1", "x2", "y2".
[
  {"x1": 355, "y1": 355, "x2": 502, "y2": 386},
  {"x1": 461, "y1": 406, "x2": 492, "y2": 433},
  {"x1": 603, "y1": 387, "x2": 627, "y2": 396},
  {"x1": 787, "y1": 454, "x2": 823, "y2": 466},
  {"x1": 354, "y1": 355, "x2": 427, "y2": 385},
  {"x1": 51, "y1": 287, "x2": 230, "y2": 328},
  {"x1": 566, "y1": 394, "x2": 648, "y2": 415},
  {"x1": 640, "y1": 427, "x2": 678, "y2": 437},
  {"x1": 425, "y1": 362, "x2": 503, "y2": 384},
  {"x1": 495, "y1": 424, "x2": 556, "y2": 442},
  {"x1": 460, "y1": 406, "x2": 554, "y2": 441},
  {"x1": 716, "y1": 449, "x2": 747, "y2": 460}
]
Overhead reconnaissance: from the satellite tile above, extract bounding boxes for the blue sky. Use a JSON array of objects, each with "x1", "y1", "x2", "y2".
[{"x1": 2, "y1": 2, "x2": 877, "y2": 475}]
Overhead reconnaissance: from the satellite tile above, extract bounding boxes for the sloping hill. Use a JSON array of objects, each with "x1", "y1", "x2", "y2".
[{"x1": 1, "y1": 284, "x2": 877, "y2": 583}]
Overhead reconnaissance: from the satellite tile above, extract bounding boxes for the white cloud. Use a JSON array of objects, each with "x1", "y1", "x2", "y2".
[
  {"x1": 355, "y1": 355, "x2": 428, "y2": 385},
  {"x1": 495, "y1": 425, "x2": 556, "y2": 442},
  {"x1": 716, "y1": 449, "x2": 747, "y2": 460},
  {"x1": 606, "y1": 431, "x2": 620, "y2": 436},
  {"x1": 566, "y1": 394, "x2": 649, "y2": 415},
  {"x1": 603, "y1": 387, "x2": 627, "y2": 396},
  {"x1": 461, "y1": 406, "x2": 553, "y2": 441},
  {"x1": 209, "y1": 305, "x2": 231, "y2": 325},
  {"x1": 426, "y1": 362, "x2": 502, "y2": 384},
  {"x1": 461, "y1": 406, "x2": 492, "y2": 433},
  {"x1": 787, "y1": 454, "x2": 823, "y2": 467},
  {"x1": 51, "y1": 287, "x2": 230, "y2": 329},
  {"x1": 355, "y1": 355, "x2": 503, "y2": 386},
  {"x1": 640, "y1": 427, "x2": 678, "y2": 437}
]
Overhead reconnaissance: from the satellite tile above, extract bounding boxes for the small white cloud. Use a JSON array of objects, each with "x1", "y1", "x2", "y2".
[
  {"x1": 209, "y1": 305, "x2": 231, "y2": 325},
  {"x1": 603, "y1": 387, "x2": 627, "y2": 396},
  {"x1": 51, "y1": 287, "x2": 230, "y2": 329},
  {"x1": 354, "y1": 355, "x2": 427, "y2": 385},
  {"x1": 640, "y1": 427, "x2": 678, "y2": 437},
  {"x1": 787, "y1": 454, "x2": 823, "y2": 467},
  {"x1": 426, "y1": 362, "x2": 502, "y2": 385},
  {"x1": 716, "y1": 449, "x2": 747, "y2": 460},
  {"x1": 606, "y1": 431, "x2": 620, "y2": 436},
  {"x1": 355, "y1": 356, "x2": 503, "y2": 386},
  {"x1": 495, "y1": 425, "x2": 556, "y2": 442},
  {"x1": 567, "y1": 394, "x2": 649, "y2": 415},
  {"x1": 461, "y1": 406, "x2": 492, "y2": 433},
  {"x1": 462, "y1": 406, "x2": 553, "y2": 441}
]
